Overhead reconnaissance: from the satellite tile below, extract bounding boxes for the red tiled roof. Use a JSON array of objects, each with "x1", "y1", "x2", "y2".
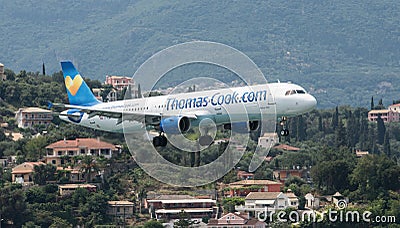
[
  {"x1": 46, "y1": 138, "x2": 116, "y2": 150},
  {"x1": 273, "y1": 144, "x2": 300, "y2": 151},
  {"x1": 245, "y1": 192, "x2": 282, "y2": 200},
  {"x1": 12, "y1": 162, "x2": 45, "y2": 174},
  {"x1": 229, "y1": 179, "x2": 282, "y2": 186}
]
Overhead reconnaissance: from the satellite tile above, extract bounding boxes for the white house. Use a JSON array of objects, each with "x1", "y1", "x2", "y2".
[{"x1": 235, "y1": 192, "x2": 290, "y2": 217}]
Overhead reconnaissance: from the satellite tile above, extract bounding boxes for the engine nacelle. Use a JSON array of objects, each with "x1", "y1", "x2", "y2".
[
  {"x1": 65, "y1": 109, "x2": 84, "y2": 123},
  {"x1": 224, "y1": 121, "x2": 259, "y2": 133},
  {"x1": 160, "y1": 116, "x2": 191, "y2": 134}
]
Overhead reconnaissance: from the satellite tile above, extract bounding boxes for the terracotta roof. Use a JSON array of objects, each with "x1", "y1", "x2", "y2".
[
  {"x1": 273, "y1": 144, "x2": 300, "y2": 151},
  {"x1": 149, "y1": 194, "x2": 196, "y2": 200},
  {"x1": 368, "y1": 109, "x2": 390, "y2": 114},
  {"x1": 58, "y1": 184, "x2": 96, "y2": 189},
  {"x1": 389, "y1": 103, "x2": 400, "y2": 107},
  {"x1": 237, "y1": 170, "x2": 254, "y2": 176},
  {"x1": 46, "y1": 138, "x2": 116, "y2": 150},
  {"x1": 17, "y1": 107, "x2": 51, "y2": 113},
  {"x1": 108, "y1": 201, "x2": 134, "y2": 206},
  {"x1": 12, "y1": 162, "x2": 45, "y2": 174},
  {"x1": 245, "y1": 192, "x2": 282, "y2": 200},
  {"x1": 229, "y1": 179, "x2": 282, "y2": 186},
  {"x1": 284, "y1": 192, "x2": 298, "y2": 199},
  {"x1": 208, "y1": 213, "x2": 261, "y2": 225}
]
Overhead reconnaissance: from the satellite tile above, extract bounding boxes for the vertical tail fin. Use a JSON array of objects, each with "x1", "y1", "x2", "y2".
[{"x1": 61, "y1": 61, "x2": 101, "y2": 106}]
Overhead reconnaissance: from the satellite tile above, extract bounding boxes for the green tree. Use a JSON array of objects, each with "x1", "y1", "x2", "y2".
[
  {"x1": 383, "y1": 131, "x2": 391, "y2": 157},
  {"x1": 24, "y1": 136, "x2": 48, "y2": 161},
  {"x1": 334, "y1": 119, "x2": 346, "y2": 148},
  {"x1": 331, "y1": 106, "x2": 339, "y2": 129},
  {"x1": 376, "y1": 114, "x2": 386, "y2": 145},
  {"x1": 222, "y1": 197, "x2": 244, "y2": 213},
  {"x1": 0, "y1": 185, "x2": 30, "y2": 227},
  {"x1": 174, "y1": 210, "x2": 196, "y2": 228},
  {"x1": 143, "y1": 220, "x2": 164, "y2": 228},
  {"x1": 79, "y1": 155, "x2": 99, "y2": 182},
  {"x1": 33, "y1": 164, "x2": 56, "y2": 185},
  {"x1": 370, "y1": 96, "x2": 374, "y2": 110},
  {"x1": 350, "y1": 154, "x2": 400, "y2": 200},
  {"x1": 49, "y1": 217, "x2": 73, "y2": 228}
]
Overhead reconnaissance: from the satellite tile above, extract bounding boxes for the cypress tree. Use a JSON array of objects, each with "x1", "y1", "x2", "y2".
[
  {"x1": 332, "y1": 106, "x2": 339, "y2": 130},
  {"x1": 371, "y1": 96, "x2": 374, "y2": 110},
  {"x1": 383, "y1": 131, "x2": 391, "y2": 157},
  {"x1": 376, "y1": 114, "x2": 386, "y2": 145},
  {"x1": 334, "y1": 119, "x2": 346, "y2": 148}
]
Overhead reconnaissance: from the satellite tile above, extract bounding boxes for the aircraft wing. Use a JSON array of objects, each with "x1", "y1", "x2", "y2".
[{"x1": 51, "y1": 103, "x2": 197, "y2": 124}]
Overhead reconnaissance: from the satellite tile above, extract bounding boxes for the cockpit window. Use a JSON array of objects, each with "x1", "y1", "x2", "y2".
[{"x1": 285, "y1": 89, "x2": 306, "y2": 95}]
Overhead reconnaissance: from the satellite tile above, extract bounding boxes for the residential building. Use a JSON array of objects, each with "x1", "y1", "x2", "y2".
[
  {"x1": 146, "y1": 195, "x2": 216, "y2": 222},
  {"x1": 237, "y1": 170, "x2": 254, "y2": 180},
  {"x1": 11, "y1": 162, "x2": 45, "y2": 184},
  {"x1": 284, "y1": 190, "x2": 299, "y2": 209},
  {"x1": 15, "y1": 107, "x2": 53, "y2": 128},
  {"x1": 258, "y1": 133, "x2": 279, "y2": 148},
  {"x1": 355, "y1": 149, "x2": 369, "y2": 158},
  {"x1": 368, "y1": 109, "x2": 399, "y2": 122},
  {"x1": 235, "y1": 192, "x2": 290, "y2": 218},
  {"x1": 207, "y1": 212, "x2": 265, "y2": 228},
  {"x1": 56, "y1": 166, "x2": 85, "y2": 182},
  {"x1": 389, "y1": 103, "x2": 400, "y2": 113},
  {"x1": 273, "y1": 169, "x2": 309, "y2": 183},
  {"x1": 58, "y1": 183, "x2": 97, "y2": 196},
  {"x1": 304, "y1": 192, "x2": 348, "y2": 209},
  {"x1": 225, "y1": 180, "x2": 282, "y2": 197},
  {"x1": 108, "y1": 201, "x2": 135, "y2": 218},
  {"x1": 0, "y1": 63, "x2": 5, "y2": 80},
  {"x1": 105, "y1": 75, "x2": 138, "y2": 93},
  {"x1": 304, "y1": 193, "x2": 321, "y2": 209},
  {"x1": 44, "y1": 138, "x2": 118, "y2": 166}
]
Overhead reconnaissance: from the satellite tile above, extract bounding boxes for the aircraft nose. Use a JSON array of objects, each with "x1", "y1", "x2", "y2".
[{"x1": 307, "y1": 95, "x2": 317, "y2": 110}]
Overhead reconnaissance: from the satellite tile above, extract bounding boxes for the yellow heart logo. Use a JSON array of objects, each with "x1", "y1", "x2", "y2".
[{"x1": 65, "y1": 74, "x2": 83, "y2": 96}]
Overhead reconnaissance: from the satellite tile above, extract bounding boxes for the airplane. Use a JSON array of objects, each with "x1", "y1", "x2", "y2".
[{"x1": 54, "y1": 61, "x2": 317, "y2": 147}]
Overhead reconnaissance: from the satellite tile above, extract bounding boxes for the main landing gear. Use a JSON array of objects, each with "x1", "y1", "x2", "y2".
[
  {"x1": 153, "y1": 134, "x2": 167, "y2": 147},
  {"x1": 279, "y1": 116, "x2": 290, "y2": 136}
]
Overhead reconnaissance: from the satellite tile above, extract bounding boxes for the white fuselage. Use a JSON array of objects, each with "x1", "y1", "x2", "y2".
[{"x1": 60, "y1": 82, "x2": 317, "y2": 133}]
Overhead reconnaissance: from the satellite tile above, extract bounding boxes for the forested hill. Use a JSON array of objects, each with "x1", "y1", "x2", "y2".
[{"x1": 1, "y1": 0, "x2": 400, "y2": 108}]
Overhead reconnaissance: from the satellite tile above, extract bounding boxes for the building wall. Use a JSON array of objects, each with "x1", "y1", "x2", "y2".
[
  {"x1": 15, "y1": 109, "x2": 53, "y2": 128},
  {"x1": 108, "y1": 205, "x2": 134, "y2": 217}
]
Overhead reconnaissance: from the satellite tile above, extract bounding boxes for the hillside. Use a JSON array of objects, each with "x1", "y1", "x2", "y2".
[{"x1": 1, "y1": 0, "x2": 400, "y2": 108}]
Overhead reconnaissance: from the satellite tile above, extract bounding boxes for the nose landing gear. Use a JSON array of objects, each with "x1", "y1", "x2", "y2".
[{"x1": 279, "y1": 116, "x2": 289, "y2": 136}]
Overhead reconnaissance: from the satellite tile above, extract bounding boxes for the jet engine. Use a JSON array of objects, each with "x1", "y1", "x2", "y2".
[{"x1": 160, "y1": 116, "x2": 191, "y2": 134}]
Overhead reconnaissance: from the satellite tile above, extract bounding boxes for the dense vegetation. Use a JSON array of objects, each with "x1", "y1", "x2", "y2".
[
  {"x1": 1, "y1": 1, "x2": 400, "y2": 108},
  {"x1": 0, "y1": 68, "x2": 399, "y2": 227}
]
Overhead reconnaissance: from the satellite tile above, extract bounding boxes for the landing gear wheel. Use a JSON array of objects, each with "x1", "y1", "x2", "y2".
[
  {"x1": 199, "y1": 135, "x2": 214, "y2": 146},
  {"x1": 280, "y1": 129, "x2": 289, "y2": 136},
  {"x1": 153, "y1": 135, "x2": 168, "y2": 147}
]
